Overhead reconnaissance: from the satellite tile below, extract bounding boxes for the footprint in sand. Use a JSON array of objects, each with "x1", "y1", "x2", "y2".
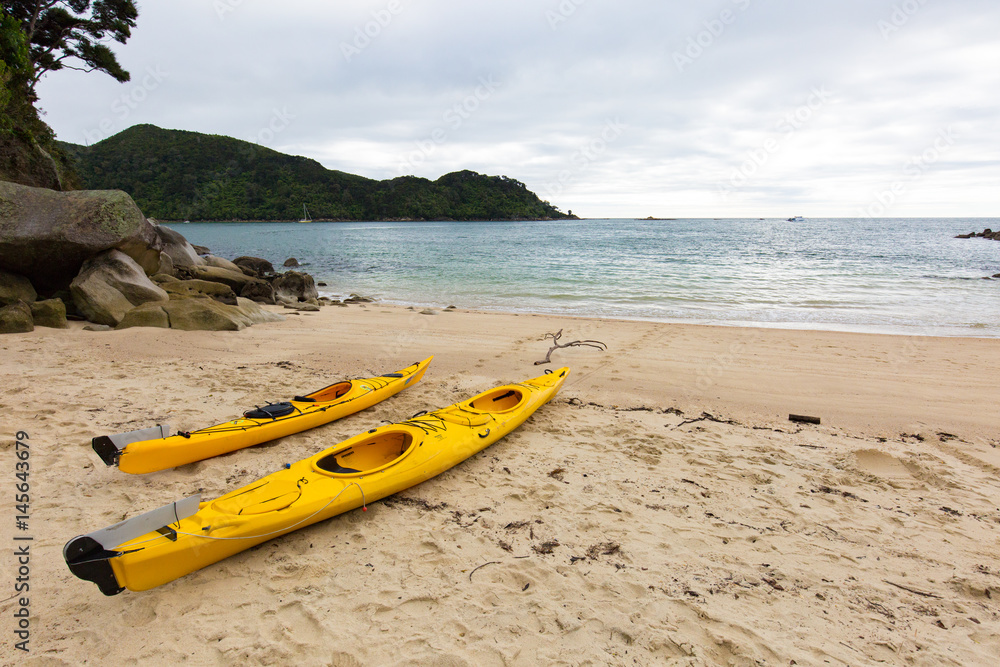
[{"x1": 851, "y1": 449, "x2": 914, "y2": 480}]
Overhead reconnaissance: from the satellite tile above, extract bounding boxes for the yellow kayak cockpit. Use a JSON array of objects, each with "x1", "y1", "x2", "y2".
[
  {"x1": 300, "y1": 381, "x2": 353, "y2": 403},
  {"x1": 314, "y1": 431, "x2": 415, "y2": 476},
  {"x1": 467, "y1": 387, "x2": 525, "y2": 412}
]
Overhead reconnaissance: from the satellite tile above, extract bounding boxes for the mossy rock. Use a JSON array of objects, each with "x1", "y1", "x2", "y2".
[
  {"x1": 162, "y1": 279, "x2": 237, "y2": 305},
  {"x1": 0, "y1": 269, "x2": 36, "y2": 306},
  {"x1": 185, "y1": 265, "x2": 258, "y2": 292},
  {"x1": 70, "y1": 249, "x2": 168, "y2": 326},
  {"x1": 30, "y1": 298, "x2": 68, "y2": 328},
  {"x1": 116, "y1": 302, "x2": 170, "y2": 329},
  {"x1": 0, "y1": 181, "x2": 161, "y2": 291},
  {"x1": 0, "y1": 301, "x2": 34, "y2": 333}
]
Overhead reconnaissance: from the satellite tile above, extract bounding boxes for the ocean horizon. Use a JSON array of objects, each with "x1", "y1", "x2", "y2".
[{"x1": 168, "y1": 218, "x2": 1000, "y2": 338}]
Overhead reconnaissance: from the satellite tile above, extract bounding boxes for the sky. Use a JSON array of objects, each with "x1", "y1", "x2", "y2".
[{"x1": 35, "y1": 0, "x2": 1000, "y2": 218}]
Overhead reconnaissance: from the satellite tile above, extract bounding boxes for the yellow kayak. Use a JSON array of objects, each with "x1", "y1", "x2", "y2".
[
  {"x1": 93, "y1": 357, "x2": 433, "y2": 474},
  {"x1": 65, "y1": 367, "x2": 568, "y2": 595}
]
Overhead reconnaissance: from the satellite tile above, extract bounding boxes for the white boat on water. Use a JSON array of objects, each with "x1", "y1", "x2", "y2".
[
  {"x1": 787, "y1": 216, "x2": 805, "y2": 222},
  {"x1": 298, "y1": 205, "x2": 312, "y2": 223}
]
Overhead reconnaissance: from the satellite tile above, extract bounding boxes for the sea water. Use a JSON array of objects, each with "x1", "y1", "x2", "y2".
[{"x1": 168, "y1": 218, "x2": 1000, "y2": 337}]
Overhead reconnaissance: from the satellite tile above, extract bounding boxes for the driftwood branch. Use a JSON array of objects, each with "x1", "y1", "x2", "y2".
[
  {"x1": 469, "y1": 561, "x2": 500, "y2": 581},
  {"x1": 534, "y1": 329, "x2": 607, "y2": 365},
  {"x1": 883, "y1": 579, "x2": 942, "y2": 599}
]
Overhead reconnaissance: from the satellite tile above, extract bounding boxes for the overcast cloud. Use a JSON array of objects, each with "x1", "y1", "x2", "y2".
[{"x1": 36, "y1": 0, "x2": 1000, "y2": 218}]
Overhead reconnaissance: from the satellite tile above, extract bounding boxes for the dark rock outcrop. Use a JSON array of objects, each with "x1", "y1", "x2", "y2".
[
  {"x1": 0, "y1": 133, "x2": 72, "y2": 191},
  {"x1": 283, "y1": 257, "x2": 299, "y2": 267},
  {"x1": 239, "y1": 279, "x2": 276, "y2": 304},
  {"x1": 955, "y1": 228, "x2": 1000, "y2": 241},
  {"x1": 0, "y1": 181, "x2": 162, "y2": 291},
  {"x1": 272, "y1": 271, "x2": 318, "y2": 303},
  {"x1": 233, "y1": 256, "x2": 275, "y2": 278},
  {"x1": 0, "y1": 270, "x2": 37, "y2": 305},
  {"x1": 70, "y1": 250, "x2": 169, "y2": 326}
]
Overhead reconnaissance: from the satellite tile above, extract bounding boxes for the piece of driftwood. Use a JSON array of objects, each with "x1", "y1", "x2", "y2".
[
  {"x1": 883, "y1": 579, "x2": 942, "y2": 598},
  {"x1": 468, "y1": 561, "x2": 500, "y2": 581},
  {"x1": 534, "y1": 329, "x2": 607, "y2": 365},
  {"x1": 789, "y1": 414, "x2": 821, "y2": 424}
]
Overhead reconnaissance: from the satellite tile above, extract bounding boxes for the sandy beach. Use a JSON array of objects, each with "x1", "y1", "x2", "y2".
[{"x1": 2, "y1": 303, "x2": 998, "y2": 665}]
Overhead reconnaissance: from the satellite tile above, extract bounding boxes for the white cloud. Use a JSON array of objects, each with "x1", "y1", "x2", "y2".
[{"x1": 36, "y1": 0, "x2": 1000, "y2": 217}]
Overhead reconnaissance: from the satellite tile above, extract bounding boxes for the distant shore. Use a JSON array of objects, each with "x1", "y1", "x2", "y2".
[{"x1": 159, "y1": 216, "x2": 580, "y2": 223}]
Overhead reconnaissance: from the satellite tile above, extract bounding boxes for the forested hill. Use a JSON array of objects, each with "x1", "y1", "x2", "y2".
[{"x1": 59, "y1": 124, "x2": 574, "y2": 221}]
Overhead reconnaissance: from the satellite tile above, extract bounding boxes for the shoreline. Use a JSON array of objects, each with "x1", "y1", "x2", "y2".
[
  {"x1": 5, "y1": 303, "x2": 999, "y2": 663},
  {"x1": 324, "y1": 295, "x2": 1000, "y2": 340},
  {"x1": 35, "y1": 300, "x2": 1000, "y2": 440}
]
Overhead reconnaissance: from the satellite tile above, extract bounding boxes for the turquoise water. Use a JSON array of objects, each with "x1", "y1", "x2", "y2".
[{"x1": 167, "y1": 218, "x2": 1000, "y2": 337}]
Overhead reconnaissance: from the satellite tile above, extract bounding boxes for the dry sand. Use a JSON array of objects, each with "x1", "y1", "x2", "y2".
[{"x1": 1, "y1": 303, "x2": 998, "y2": 665}]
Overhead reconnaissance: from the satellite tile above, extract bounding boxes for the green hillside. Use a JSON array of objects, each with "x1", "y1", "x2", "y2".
[{"x1": 60, "y1": 125, "x2": 573, "y2": 221}]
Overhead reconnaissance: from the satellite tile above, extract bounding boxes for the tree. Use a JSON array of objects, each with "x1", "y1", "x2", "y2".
[
  {"x1": 2, "y1": 1, "x2": 138, "y2": 98},
  {"x1": 0, "y1": 13, "x2": 32, "y2": 133}
]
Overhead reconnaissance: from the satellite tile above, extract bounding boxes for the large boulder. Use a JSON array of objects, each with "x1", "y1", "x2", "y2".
[
  {"x1": 30, "y1": 298, "x2": 68, "y2": 328},
  {"x1": 156, "y1": 251, "x2": 175, "y2": 277},
  {"x1": 233, "y1": 256, "x2": 274, "y2": 277},
  {"x1": 202, "y1": 255, "x2": 243, "y2": 273},
  {"x1": 180, "y1": 265, "x2": 258, "y2": 293},
  {"x1": 117, "y1": 296, "x2": 284, "y2": 331},
  {"x1": 0, "y1": 301, "x2": 34, "y2": 333},
  {"x1": 154, "y1": 224, "x2": 204, "y2": 268},
  {"x1": 272, "y1": 271, "x2": 318, "y2": 302},
  {"x1": 0, "y1": 181, "x2": 162, "y2": 291},
  {"x1": 116, "y1": 302, "x2": 171, "y2": 329},
  {"x1": 70, "y1": 250, "x2": 169, "y2": 326},
  {"x1": 162, "y1": 279, "x2": 238, "y2": 305},
  {"x1": 0, "y1": 269, "x2": 36, "y2": 305},
  {"x1": 239, "y1": 279, "x2": 276, "y2": 304}
]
